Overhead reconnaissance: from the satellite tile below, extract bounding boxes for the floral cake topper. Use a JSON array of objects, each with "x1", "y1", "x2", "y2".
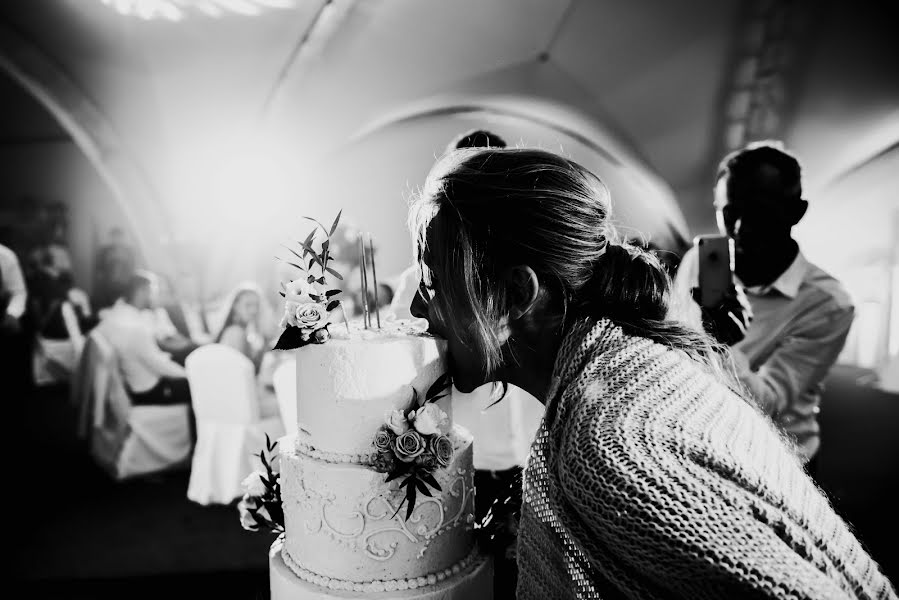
[
  {"x1": 372, "y1": 372, "x2": 454, "y2": 521},
  {"x1": 274, "y1": 210, "x2": 347, "y2": 350}
]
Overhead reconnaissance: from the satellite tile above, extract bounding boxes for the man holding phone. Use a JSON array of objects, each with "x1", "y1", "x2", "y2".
[{"x1": 673, "y1": 141, "x2": 854, "y2": 472}]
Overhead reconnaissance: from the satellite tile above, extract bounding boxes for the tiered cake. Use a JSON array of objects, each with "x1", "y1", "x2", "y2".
[{"x1": 269, "y1": 320, "x2": 493, "y2": 599}]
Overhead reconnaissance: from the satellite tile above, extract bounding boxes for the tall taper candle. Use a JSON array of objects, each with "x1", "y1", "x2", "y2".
[
  {"x1": 358, "y1": 233, "x2": 370, "y2": 329},
  {"x1": 368, "y1": 234, "x2": 381, "y2": 329}
]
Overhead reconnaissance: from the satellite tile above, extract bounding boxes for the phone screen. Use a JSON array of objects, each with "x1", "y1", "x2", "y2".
[{"x1": 695, "y1": 235, "x2": 733, "y2": 308}]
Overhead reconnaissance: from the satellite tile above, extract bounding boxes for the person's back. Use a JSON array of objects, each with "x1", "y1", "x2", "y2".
[
  {"x1": 519, "y1": 316, "x2": 895, "y2": 600},
  {"x1": 95, "y1": 273, "x2": 187, "y2": 400}
]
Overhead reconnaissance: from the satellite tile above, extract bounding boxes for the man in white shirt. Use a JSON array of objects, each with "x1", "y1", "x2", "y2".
[
  {"x1": 95, "y1": 272, "x2": 191, "y2": 407},
  {"x1": 673, "y1": 141, "x2": 854, "y2": 471}
]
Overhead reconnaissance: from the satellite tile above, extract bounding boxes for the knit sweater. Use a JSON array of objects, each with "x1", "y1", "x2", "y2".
[{"x1": 517, "y1": 318, "x2": 896, "y2": 600}]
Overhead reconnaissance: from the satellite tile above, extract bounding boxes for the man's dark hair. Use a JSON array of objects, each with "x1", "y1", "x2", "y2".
[
  {"x1": 717, "y1": 140, "x2": 802, "y2": 202},
  {"x1": 448, "y1": 129, "x2": 507, "y2": 151}
]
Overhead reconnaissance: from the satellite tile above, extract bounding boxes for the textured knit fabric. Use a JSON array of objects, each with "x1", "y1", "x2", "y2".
[{"x1": 517, "y1": 318, "x2": 896, "y2": 600}]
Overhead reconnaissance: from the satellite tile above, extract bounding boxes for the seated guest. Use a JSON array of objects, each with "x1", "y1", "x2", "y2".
[
  {"x1": 141, "y1": 274, "x2": 201, "y2": 365},
  {"x1": 29, "y1": 271, "x2": 96, "y2": 384},
  {"x1": 95, "y1": 271, "x2": 190, "y2": 407},
  {"x1": 215, "y1": 283, "x2": 268, "y2": 372}
]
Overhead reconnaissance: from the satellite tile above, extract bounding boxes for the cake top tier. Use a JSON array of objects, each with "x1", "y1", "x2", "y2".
[
  {"x1": 295, "y1": 319, "x2": 450, "y2": 456},
  {"x1": 327, "y1": 317, "x2": 434, "y2": 341}
]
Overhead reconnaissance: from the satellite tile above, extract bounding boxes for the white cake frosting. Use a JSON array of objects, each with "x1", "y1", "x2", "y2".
[
  {"x1": 282, "y1": 427, "x2": 475, "y2": 583},
  {"x1": 295, "y1": 319, "x2": 450, "y2": 456},
  {"x1": 274, "y1": 319, "x2": 492, "y2": 600}
]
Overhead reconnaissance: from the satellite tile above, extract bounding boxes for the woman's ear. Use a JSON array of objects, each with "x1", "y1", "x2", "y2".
[{"x1": 505, "y1": 265, "x2": 541, "y2": 320}]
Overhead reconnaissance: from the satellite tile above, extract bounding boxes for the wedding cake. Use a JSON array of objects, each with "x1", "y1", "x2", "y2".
[{"x1": 269, "y1": 319, "x2": 493, "y2": 599}]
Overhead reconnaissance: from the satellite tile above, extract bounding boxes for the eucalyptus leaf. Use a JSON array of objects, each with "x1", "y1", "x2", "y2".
[
  {"x1": 415, "y1": 478, "x2": 433, "y2": 497},
  {"x1": 303, "y1": 229, "x2": 316, "y2": 250},
  {"x1": 405, "y1": 484, "x2": 417, "y2": 521},
  {"x1": 301, "y1": 216, "x2": 329, "y2": 236},
  {"x1": 325, "y1": 267, "x2": 343, "y2": 280},
  {"x1": 273, "y1": 327, "x2": 308, "y2": 350},
  {"x1": 301, "y1": 242, "x2": 324, "y2": 267},
  {"x1": 420, "y1": 471, "x2": 442, "y2": 492},
  {"x1": 329, "y1": 209, "x2": 343, "y2": 236},
  {"x1": 325, "y1": 289, "x2": 342, "y2": 298}
]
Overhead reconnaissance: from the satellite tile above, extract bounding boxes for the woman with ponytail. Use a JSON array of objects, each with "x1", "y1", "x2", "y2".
[{"x1": 409, "y1": 148, "x2": 895, "y2": 600}]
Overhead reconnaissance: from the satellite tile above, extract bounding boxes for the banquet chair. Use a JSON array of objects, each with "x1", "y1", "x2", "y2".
[
  {"x1": 271, "y1": 359, "x2": 297, "y2": 436},
  {"x1": 32, "y1": 301, "x2": 82, "y2": 386},
  {"x1": 79, "y1": 330, "x2": 192, "y2": 479},
  {"x1": 186, "y1": 343, "x2": 284, "y2": 505}
]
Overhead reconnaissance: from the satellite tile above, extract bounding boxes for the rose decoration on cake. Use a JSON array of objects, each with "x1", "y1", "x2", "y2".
[
  {"x1": 386, "y1": 409, "x2": 411, "y2": 435},
  {"x1": 236, "y1": 434, "x2": 284, "y2": 534},
  {"x1": 373, "y1": 429, "x2": 394, "y2": 452},
  {"x1": 411, "y1": 403, "x2": 447, "y2": 435},
  {"x1": 431, "y1": 434, "x2": 454, "y2": 468},
  {"x1": 274, "y1": 210, "x2": 348, "y2": 351},
  {"x1": 394, "y1": 430, "x2": 426, "y2": 462},
  {"x1": 371, "y1": 372, "x2": 454, "y2": 521}
]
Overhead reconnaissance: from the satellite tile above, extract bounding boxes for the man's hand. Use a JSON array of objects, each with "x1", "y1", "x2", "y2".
[{"x1": 691, "y1": 284, "x2": 753, "y2": 346}]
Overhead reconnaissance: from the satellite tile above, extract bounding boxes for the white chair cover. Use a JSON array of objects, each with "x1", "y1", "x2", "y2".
[
  {"x1": 79, "y1": 330, "x2": 192, "y2": 479},
  {"x1": 32, "y1": 301, "x2": 81, "y2": 386},
  {"x1": 272, "y1": 359, "x2": 297, "y2": 436},
  {"x1": 186, "y1": 344, "x2": 284, "y2": 505}
]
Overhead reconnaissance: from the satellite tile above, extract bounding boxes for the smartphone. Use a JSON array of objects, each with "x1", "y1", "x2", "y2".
[{"x1": 694, "y1": 234, "x2": 734, "y2": 308}]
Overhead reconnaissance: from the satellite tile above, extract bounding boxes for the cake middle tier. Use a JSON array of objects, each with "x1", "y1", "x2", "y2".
[
  {"x1": 295, "y1": 326, "x2": 449, "y2": 455},
  {"x1": 280, "y1": 428, "x2": 476, "y2": 584}
]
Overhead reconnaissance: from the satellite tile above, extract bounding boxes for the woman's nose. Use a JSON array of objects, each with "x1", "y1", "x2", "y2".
[{"x1": 410, "y1": 290, "x2": 429, "y2": 320}]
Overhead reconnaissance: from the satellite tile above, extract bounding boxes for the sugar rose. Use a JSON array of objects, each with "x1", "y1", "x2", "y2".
[
  {"x1": 394, "y1": 430, "x2": 425, "y2": 463},
  {"x1": 431, "y1": 435, "x2": 454, "y2": 468},
  {"x1": 372, "y1": 451, "x2": 397, "y2": 474},
  {"x1": 411, "y1": 404, "x2": 447, "y2": 436},
  {"x1": 385, "y1": 409, "x2": 410, "y2": 435},
  {"x1": 415, "y1": 453, "x2": 438, "y2": 471},
  {"x1": 373, "y1": 429, "x2": 394, "y2": 452},
  {"x1": 295, "y1": 303, "x2": 329, "y2": 329}
]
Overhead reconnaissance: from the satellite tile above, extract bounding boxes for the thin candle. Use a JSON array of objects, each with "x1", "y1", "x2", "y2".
[
  {"x1": 358, "y1": 233, "x2": 370, "y2": 329},
  {"x1": 368, "y1": 234, "x2": 381, "y2": 329}
]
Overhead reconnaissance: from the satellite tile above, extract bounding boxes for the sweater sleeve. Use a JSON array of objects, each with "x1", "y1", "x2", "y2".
[{"x1": 554, "y1": 386, "x2": 880, "y2": 600}]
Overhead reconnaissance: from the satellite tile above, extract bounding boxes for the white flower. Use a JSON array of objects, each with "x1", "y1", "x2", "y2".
[
  {"x1": 280, "y1": 279, "x2": 325, "y2": 328},
  {"x1": 238, "y1": 496, "x2": 259, "y2": 531},
  {"x1": 283, "y1": 279, "x2": 317, "y2": 305},
  {"x1": 295, "y1": 303, "x2": 329, "y2": 329},
  {"x1": 241, "y1": 471, "x2": 268, "y2": 497},
  {"x1": 411, "y1": 404, "x2": 448, "y2": 436},
  {"x1": 385, "y1": 409, "x2": 410, "y2": 435}
]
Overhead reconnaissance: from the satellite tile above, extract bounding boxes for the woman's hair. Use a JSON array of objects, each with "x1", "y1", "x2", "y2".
[
  {"x1": 409, "y1": 148, "x2": 730, "y2": 381},
  {"x1": 214, "y1": 282, "x2": 265, "y2": 343}
]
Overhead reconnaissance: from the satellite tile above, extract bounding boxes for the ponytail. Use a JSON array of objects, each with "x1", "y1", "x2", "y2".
[{"x1": 580, "y1": 242, "x2": 725, "y2": 369}]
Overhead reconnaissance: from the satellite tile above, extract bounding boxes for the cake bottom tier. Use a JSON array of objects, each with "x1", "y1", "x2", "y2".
[{"x1": 269, "y1": 537, "x2": 493, "y2": 600}]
